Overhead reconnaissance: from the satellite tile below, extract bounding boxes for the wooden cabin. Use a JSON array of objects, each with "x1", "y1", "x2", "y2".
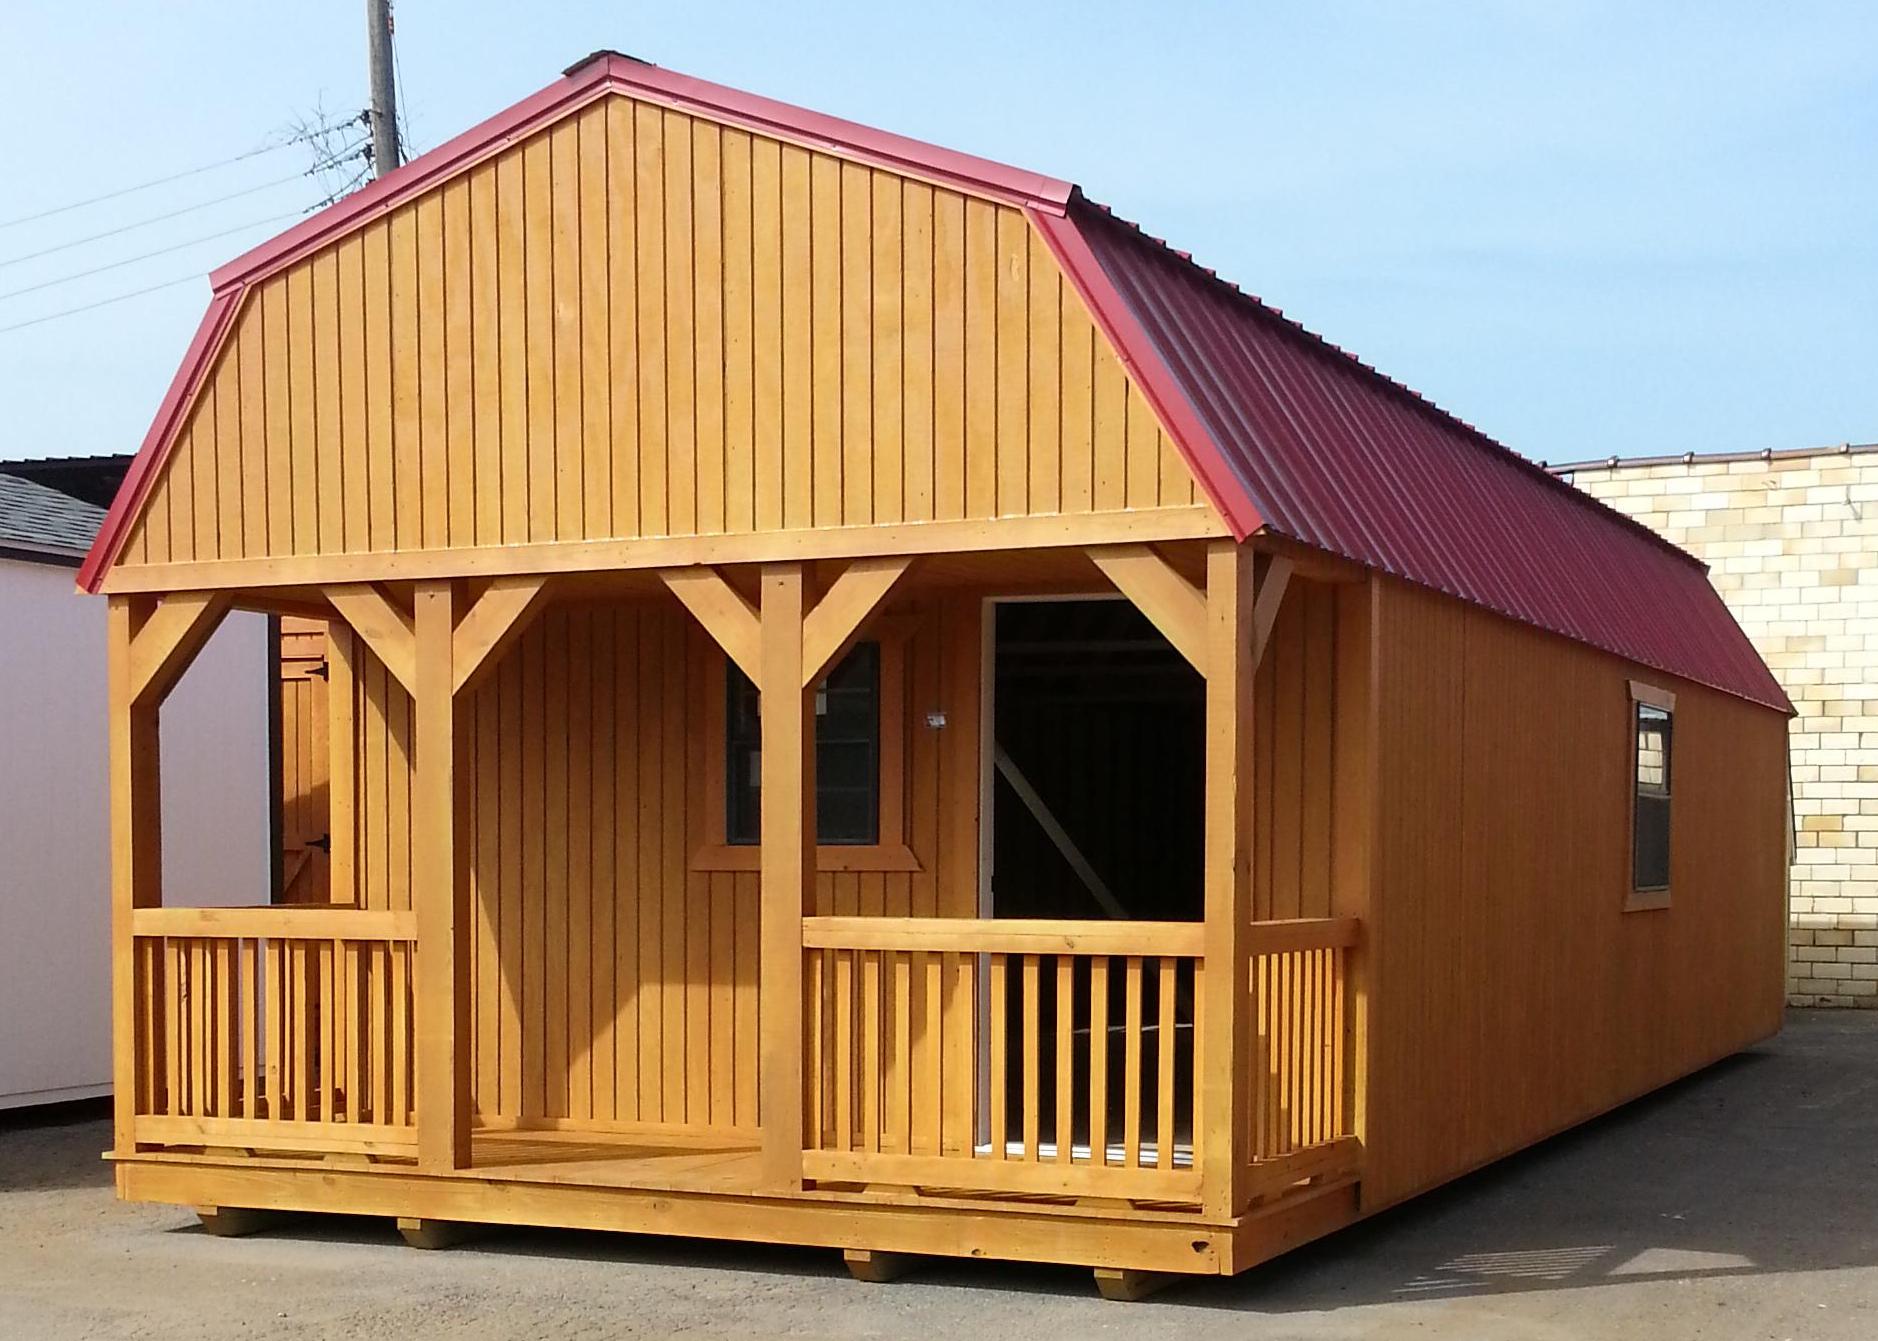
[{"x1": 80, "y1": 54, "x2": 1792, "y2": 1297}]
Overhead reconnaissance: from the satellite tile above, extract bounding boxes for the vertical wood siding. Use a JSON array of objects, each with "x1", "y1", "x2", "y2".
[
  {"x1": 116, "y1": 95, "x2": 1201, "y2": 573},
  {"x1": 1361, "y1": 577, "x2": 1789, "y2": 1211},
  {"x1": 1254, "y1": 580, "x2": 1341, "y2": 922},
  {"x1": 332, "y1": 595, "x2": 981, "y2": 1132}
]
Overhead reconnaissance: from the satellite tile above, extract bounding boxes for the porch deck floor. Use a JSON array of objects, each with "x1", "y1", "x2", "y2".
[{"x1": 468, "y1": 1132, "x2": 766, "y2": 1194}]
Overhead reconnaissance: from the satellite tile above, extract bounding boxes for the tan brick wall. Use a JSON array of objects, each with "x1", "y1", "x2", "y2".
[{"x1": 1569, "y1": 449, "x2": 1878, "y2": 1006}]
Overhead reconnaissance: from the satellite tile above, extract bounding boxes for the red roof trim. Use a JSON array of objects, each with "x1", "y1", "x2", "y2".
[
  {"x1": 78, "y1": 287, "x2": 244, "y2": 593},
  {"x1": 213, "y1": 54, "x2": 1072, "y2": 293},
  {"x1": 1029, "y1": 205, "x2": 1261, "y2": 539}
]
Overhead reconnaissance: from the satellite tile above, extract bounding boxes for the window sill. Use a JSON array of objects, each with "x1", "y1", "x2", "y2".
[
  {"x1": 1624, "y1": 887, "x2": 1672, "y2": 912},
  {"x1": 690, "y1": 843, "x2": 923, "y2": 874}
]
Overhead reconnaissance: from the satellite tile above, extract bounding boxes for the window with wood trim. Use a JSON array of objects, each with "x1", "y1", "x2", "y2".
[
  {"x1": 726, "y1": 641, "x2": 881, "y2": 846},
  {"x1": 693, "y1": 617, "x2": 919, "y2": 873},
  {"x1": 1628, "y1": 681, "x2": 1675, "y2": 906}
]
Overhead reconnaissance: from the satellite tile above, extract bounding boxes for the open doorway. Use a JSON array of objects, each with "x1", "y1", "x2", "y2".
[{"x1": 982, "y1": 596, "x2": 1204, "y2": 1162}]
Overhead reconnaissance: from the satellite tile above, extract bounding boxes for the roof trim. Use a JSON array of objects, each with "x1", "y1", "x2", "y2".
[
  {"x1": 1029, "y1": 203, "x2": 1262, "y2": 539},
  {"x1": 1552, "y1": 441, "x2": 1878, "y2": 474},
  {"x1": 211, "y1": 54, "x2": 1073, "y2": 294},
  {"x1": 77, "y1": 288, "x2": 243, "y2": 593}
]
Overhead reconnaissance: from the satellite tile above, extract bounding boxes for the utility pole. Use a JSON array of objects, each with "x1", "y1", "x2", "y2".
[{"x1": 366, "y1": 0, "x2": 402, "y2": 177}]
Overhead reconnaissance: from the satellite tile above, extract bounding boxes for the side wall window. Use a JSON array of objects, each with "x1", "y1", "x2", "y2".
[{"x1": 1628, "y1": 681, "x2": 1676, "y2": 908}]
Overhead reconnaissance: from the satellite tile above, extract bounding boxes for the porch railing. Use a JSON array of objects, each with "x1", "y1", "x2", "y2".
[
  {"x1": 129, "y1": 906, "x2": 419, "y2": 1156},
  {"x1": 1242, "y1": 917, "x2": 1362, "y2": 1199},
  {"x1": 802, "y1": 917, "x2": 1205, "y2": 1202},
  {"x1": 802, "y1": 914, "x2": 1361, "y2": 1207}
]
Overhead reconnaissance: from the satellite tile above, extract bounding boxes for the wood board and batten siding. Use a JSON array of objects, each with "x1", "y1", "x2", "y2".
[
  {"x1": 107, "y1": 95, "x2": 1207, "y2": 588},
  {"x1": 1359, "y1": 576, "x2": 1788, "y2": 1212},
  {"x1": 324, "y1": 594, "x2": 984, "y2": 1139}
]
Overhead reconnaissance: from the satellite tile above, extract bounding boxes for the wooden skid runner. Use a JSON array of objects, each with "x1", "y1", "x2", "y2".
[{"x1": 114, "y1": 1158, "x2": 1361, "y2": 1277}]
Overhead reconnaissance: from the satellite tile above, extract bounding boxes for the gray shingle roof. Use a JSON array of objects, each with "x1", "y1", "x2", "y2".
[{"x1": 0, "y1": 471, "x2": 106, "y2": 558}]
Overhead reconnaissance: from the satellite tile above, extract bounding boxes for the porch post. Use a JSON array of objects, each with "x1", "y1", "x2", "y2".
[
  {"x1": 1200, "y1": 540, "x2": 1255, "y2": 1219},
  {"x1": 412, "y1": 579, "x2": 470, "y2": 1171},
  {"x1": 758, "y1": 562, "x2": 815, "y2": 1188},
  {"x1": 107, "y1": 597, "x2": 161, "y2": 1157}
]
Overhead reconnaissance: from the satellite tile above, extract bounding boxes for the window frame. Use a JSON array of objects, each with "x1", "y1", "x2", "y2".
[
  {"x1": 690, "y1": 616, "x2": 920, "y2": 874},
  {"x1": 1624, "y1": 679, "x2": 1676, "y2": 912}
]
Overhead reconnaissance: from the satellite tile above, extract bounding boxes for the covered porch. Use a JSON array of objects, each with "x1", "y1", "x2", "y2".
[{"x1": 107, "y1": 535, "x2": 1366, "y2": 1277}]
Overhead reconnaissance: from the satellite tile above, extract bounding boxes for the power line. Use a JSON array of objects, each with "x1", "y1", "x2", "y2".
[
  {"x1": 0, "y1": 272, "x2": 205, "y2": 335},
  {"x1": 0, "y1": 118, "x2": 364, "y2": 233},
  {"x1": 0, "y1": 168, "x2": 314, "y2": 270},
  {"x1": 0, "y1": 208, "x2": 309, "y2": 303}
]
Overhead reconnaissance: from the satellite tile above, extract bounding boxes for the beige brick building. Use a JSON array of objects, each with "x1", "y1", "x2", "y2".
[{"x1": 1561, "y1": 443, "x2": 1878, "y2": 1006}]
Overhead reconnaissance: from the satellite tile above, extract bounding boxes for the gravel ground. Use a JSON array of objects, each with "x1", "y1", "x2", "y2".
[{"x1": 1, "y1": 1009, "x2": 1873, "y2": 1339}]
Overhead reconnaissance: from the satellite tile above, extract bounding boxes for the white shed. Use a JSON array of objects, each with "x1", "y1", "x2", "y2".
[{"x1": 0, "y1": 468, "x2": 270, "y2": 1109}]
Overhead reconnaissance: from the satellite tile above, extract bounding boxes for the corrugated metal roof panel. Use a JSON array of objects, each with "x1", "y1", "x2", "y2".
[{"x1": 1058, "y1": 196, "x2": 1790, "y2": 715}]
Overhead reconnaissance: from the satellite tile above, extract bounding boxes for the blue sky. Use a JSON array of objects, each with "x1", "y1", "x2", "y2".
[{"x1": 1, "y1": 2, "x2": 1872, "y2": 466}]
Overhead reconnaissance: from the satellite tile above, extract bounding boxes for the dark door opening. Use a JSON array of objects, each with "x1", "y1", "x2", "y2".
[{"x1": 987, "y1": 598, "x2": 1204, "y2": 1160}]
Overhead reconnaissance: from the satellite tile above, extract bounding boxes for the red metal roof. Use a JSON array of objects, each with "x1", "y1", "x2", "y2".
[
  {"x1": 1039, "y1": 196, "x2": 1790, "y2": 715},
  {"x1": 78, "y1": 59, "x2": 1793, "y2": 715}
]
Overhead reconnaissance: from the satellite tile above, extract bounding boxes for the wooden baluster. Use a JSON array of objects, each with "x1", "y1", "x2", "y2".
[
  {"x1": 1331, "y1": 948, "x2": 1347, "y2": 1137},
  {"x1": 1192, "y1": 957, "x2": 1205, "y2": 1172},
  {"x1": 319, "y1": 940, "x2": 337, "y2": 1124},
  {"x1": 138, "y1": 940, "x2": 161, "y2": 1115},
  {"x1": 1123, "y1": 956, "x2": 1143, "y2": 1168},
  {"x1": 919, "y1": 950, "x2": 940, "y2": 1156},
  {"x1": 988, "y1": 954, "x2": 1007, "y2": 1159},
  {"x1": 1249, "y1": 954, "x2": 1264, "y2": 1160},
  {"x1": 214, "y1": 939, "x2": 235, "y2": 1117},
  {"x1": 391, "y1": 941, "x2": 410, "y2": 1126},
  {"x1": 1288, "y1": 950, "x2": 1303, "y2": 1152},
  {"x1": 264, "y1": 939, "x2": 284, "y2": 1121},
  {"x1": 891, "y1": 950, "x2": 911, "y2": 1155},
  {"x1": 1088, "y1": 955, "x2": 1109, "y2": 1167},
  {"x1": 1055, "y1": 956, "x2": 1073, "y2": 1164},
  {"x1": 240, "y1": 940, "x2": 258, "y2": 1119},
  {"x1": 862, "y1": 949, "x2": 881, "y2": 1154},
  {"x1": 344, "y1": 941, "x2": 363, "y2": 1125},
  {"x1": 1317, "y1": 949, "x2": 1331, "y2": 1145},
  {"x1": 806, "y1": 947, "x2": 823, "y2": 1150},
  {"x1": 289, "y1": 940, "x2": 310, "y2": 1121},
  {"x1": 1157, "y1": 956, "x2": 1176, "y2": 1169},
  {"x1": 1021, "y1": 954, "x2": 1040, "y2": 1161},
  {"x1": 371, "y1": 944, "x2": 390, "y2": 1125},
  {"x1": 946, "y1": 951, "x2": 969, "y2": 1158},
  {"x1": 834, "y1": 949, "x2": 854, "y2": 1152},
  {"x1": 189, "y1": 940, "x2": 208, "y2": 1116}
]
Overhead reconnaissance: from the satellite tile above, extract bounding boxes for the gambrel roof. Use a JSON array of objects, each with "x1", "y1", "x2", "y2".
[{"x1": 82, "y1": 52, "x2": 1788, "y2": 714}]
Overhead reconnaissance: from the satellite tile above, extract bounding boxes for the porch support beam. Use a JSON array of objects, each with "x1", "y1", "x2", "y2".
[
  {"x1": 412, "y1": 579, "x2": 470, "y2": 1172},
  {"x1": 327, "y1": 583, "x2": 417, "y2": 696},
  {"x1": 660, "y1": 566, "x2": 761, "y2": 681},
  {"x1": 800, "y1": 556, "x2": 916, "y2": 686},
  {"x1": 758, "y1": 562, "x2": 815, "y2": 1190},
  {"x1": 1251, "y1": 557, "x2": 1294, "y2": 670},
  {"x1": 107, "y1": 596, "x2": 164, "y2": 1156},
  {"x1": 1200, "y1": 539, "x2": 1256, "y2": 1220},
  {"x1": 452, "y1": 575, "x2": 553, "y2": 697},
  {"x1": 128, "y1": 591, "x2": 231, "y2": 709},
  {"x1": 1086, "y1": 544, "x2": 1207, "y2": 674}
]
